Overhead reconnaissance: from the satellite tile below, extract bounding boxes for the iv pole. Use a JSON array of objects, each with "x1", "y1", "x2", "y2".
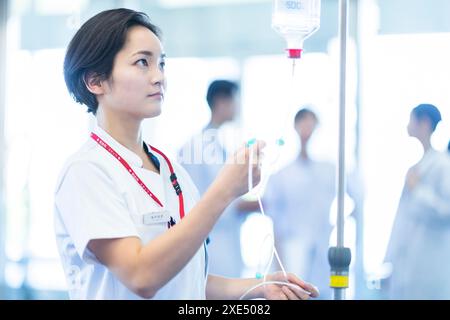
[{"x1": 328, "y1": 0, "x2": 352, "y2": 300}]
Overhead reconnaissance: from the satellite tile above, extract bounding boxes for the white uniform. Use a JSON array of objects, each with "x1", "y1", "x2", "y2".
[
  {"x1": 54, "y1": 125, "x2": 207, "y2": 300},
  {"x1": 178, "y1": 126, "x2": 244, "y2": 278},
  {"x1": 264, "y1": 157, "x2": 335, "y2": 299},
  {"x1": 385, "y1": 149, "x2": 450, "y2": 299}
]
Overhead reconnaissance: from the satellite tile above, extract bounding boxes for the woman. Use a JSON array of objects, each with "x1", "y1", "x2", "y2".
[{"x1": 55, "y1": 8, "x2": 319, "y2": 300}]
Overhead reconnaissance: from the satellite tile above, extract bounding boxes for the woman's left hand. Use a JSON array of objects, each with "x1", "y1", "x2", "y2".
[{"x1": 263, "y1": 271, "x2": 320, "y2": 300}]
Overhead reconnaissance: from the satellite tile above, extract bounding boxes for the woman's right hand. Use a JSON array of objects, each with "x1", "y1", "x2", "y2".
[{"x1": 213, "y1": 140, "x2": 266, "y2": 200}]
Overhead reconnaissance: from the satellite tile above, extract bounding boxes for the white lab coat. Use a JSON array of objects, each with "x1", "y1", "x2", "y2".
[
  {"x1": 178, "y1": 126, "x2": 245, "y2": 278},
  {"x1": 264, "y1": 157, "x2": 336, "y2": 299},
  {"x1": 385, "y1": 149, "x2": 450, "y2": 299},
  {"x1": 55, "y1": 125, "x2": 207, "y2": 299}
]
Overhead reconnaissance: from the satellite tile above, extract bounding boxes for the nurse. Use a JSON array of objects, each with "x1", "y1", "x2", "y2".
[
  {"x1": 55, "y1": 8, "x2": 319, "y2": 300},
  {"x1": 384, "y1": 104, "x2": 450, "y2": 299}
]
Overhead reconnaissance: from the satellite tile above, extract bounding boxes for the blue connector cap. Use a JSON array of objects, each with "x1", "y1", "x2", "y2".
[
  {"x1": 255, "y1": 272, "x2": 263, "y2": 279},
  {"x1": 247, "y1": 138, "x2": 257, "y2": 147},
  {"x1": 275, "y1": 138, "x2": 285, "y2": 146}
]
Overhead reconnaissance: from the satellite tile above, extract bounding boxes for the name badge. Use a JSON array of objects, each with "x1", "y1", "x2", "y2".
[{"x1": 142, "y1": 211, "x2": 171, "y2": 225}]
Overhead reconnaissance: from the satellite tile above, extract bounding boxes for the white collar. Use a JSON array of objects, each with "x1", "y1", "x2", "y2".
[{"x1": 92, "y1": 123, "x2": 144, "y2": 168}]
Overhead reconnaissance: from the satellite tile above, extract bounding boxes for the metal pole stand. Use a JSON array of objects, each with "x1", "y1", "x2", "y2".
[
  {"x1": 328, "y1": 246, "x2": 351, "y2": 300},
  {"x1": 328, "y1": 0, "x2": 351, "y2": 301}
]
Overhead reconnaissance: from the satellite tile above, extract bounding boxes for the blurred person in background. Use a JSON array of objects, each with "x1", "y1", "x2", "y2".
[
  {"x1": 178, "y1": 80, "x2": 258, "y2": 278},
  {"x1": 384, "y1": 104, "x2": 450, "y2": 299},
  {"x1": 263, "y1": 108, "x2": 336, "y2": 299}
]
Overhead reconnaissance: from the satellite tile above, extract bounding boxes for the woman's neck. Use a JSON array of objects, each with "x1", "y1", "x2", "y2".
[{"x1": 96, "y1": 107, "x2": 143, "y2": 155}]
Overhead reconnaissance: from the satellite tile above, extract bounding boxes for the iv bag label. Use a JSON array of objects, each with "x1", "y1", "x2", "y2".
[
  {"x1": 286, "y1": 1, "x2": 303, "y2": 10},
  {"x1": 274, "y1": 0, "x2": 321, "y2": 15}
]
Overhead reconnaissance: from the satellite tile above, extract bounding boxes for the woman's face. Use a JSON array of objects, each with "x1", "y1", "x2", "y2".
[{"x1": 99, "y1": 25, "x2": 166, "y2": 119}]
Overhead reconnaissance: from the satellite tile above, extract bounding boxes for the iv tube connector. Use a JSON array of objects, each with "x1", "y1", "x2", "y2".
[
  {"x1": 328, "y1": 246, "x2": 351, "y2": 290},
  {"x1": 287, "y1": 48, "x2": 302, "y2": 59}
]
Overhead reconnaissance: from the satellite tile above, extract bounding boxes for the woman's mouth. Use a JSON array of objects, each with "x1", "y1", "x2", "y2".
[{"x1": 148, "y1": 92, "x2": 163, "y2": 99}]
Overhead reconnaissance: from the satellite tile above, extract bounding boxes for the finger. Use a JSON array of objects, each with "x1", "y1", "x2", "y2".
[
  {"x1": 233, "y1": 145, "x2": 248, "y2": 165},
  {"x1": 287, "y1": 273, "x2": 319, "y2": 298},
  {"x1": 250, "y1": 146, "x2": 258, "y2": 165},
  {"x1": 255, "y1": 140, "x2": 266, "y2": 157},
  {"x1": 282, "y1": 286, "x2": 300, "y2": 300},
  {"x1": 278, "y1": 291, "x2": 288, "y2": 300},
  {"x1": 256, "y1": 139, "x2": 267, "y2": 149},
  {"x1": 253, "y1": 163, "x2": 262, "y2": 177},
  {"x1": 245, "y1": 144, "x2": 258, "y2": 166},
  {"x1": 256, "y1": 151, "x2": 265, "y2": 167},
  {"x1": 252, "y1": 167, "x2": 260, "y2": 179},
  {"x1": 252, "y1": 171, "x2": 261, "y2": 185},
  {"x1": 242, "y1": 140, "x2": 266, "y2": 168},
  {"x1": 242, "y1": 139, "x2": 265, "y2": 162},
  {"x1": 286, "y1": 284, "x2": 311, "y2": 300}
]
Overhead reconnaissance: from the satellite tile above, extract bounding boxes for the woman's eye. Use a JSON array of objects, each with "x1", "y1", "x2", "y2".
[{"x1": 136, "y1": 59, "x2": 148, "y2": 67}]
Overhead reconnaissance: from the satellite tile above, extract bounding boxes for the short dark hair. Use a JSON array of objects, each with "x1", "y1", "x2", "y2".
[
  {"x1": 411, "y1": 104, "x2": 442, "y2": 132},
  {"x1": 294, "y1": 107, "x2": 318, "y2": 124},
  {"x1": 63, "y1": 8, "x2": 161, "y2": 115},
  {"x1": 206, "y1": 80, "x2": 239, "y2": 110}
]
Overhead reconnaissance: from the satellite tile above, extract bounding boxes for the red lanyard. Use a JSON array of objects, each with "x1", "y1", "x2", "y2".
[{"x1": 90, "y1": 133, "x2": 185, "y2": 222}]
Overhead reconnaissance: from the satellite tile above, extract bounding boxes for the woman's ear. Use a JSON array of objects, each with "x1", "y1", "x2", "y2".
[{"x1": 84, "y1": 72, "x2": 105, "y2": 95}]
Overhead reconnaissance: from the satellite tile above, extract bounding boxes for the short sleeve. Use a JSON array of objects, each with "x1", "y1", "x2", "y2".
[{"x1": 55, "y1": 161, "x2": 139, "y2": 263}]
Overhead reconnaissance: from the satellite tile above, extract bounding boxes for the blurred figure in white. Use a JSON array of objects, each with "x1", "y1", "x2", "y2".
[
  {"x1": 263, "y1": 108, "x2": 335, "y2": 299},
  {"x1": 384, "y1": 104, "x2": 450, "y2": 299},
  {"x1": 178, "y1": 80, "x2": 256, "y2": 278}
]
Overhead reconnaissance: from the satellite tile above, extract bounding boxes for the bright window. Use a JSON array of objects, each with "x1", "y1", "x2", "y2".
[{"x1": 4, "y1": 48, "x2": 90, "y2": 292}]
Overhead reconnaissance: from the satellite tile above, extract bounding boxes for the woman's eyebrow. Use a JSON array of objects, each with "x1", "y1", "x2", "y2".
[{"x1": 132, "y1": 51, "x2": 166, "y2": 59}]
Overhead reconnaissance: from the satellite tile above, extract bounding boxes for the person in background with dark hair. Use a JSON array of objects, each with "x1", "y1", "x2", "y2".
[
  {"x1": 384, "y1": 104, "x2": 450, "y2": 299},
  {"x1": 55, "y1": 8, "x2": 318, "y2": 300},
  {"x1": 263, "y1": 108, "x2": 336, "y2": 299},
  {"x1": 178, "y1": 80, "x2": 256, "y2": 278}
]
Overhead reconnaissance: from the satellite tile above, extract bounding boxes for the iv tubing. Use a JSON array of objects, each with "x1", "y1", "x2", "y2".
[
  {"x1": 240, "y1": 143, "x2": 294, "y2": 300},
  {"x1": 239, "y1": 280, "x2": 311, "y2": 300},
  {"x1": 240, "y1": 54, "x2": 304, "y2": 299}
]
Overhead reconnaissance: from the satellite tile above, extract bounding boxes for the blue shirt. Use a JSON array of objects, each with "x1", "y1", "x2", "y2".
[{"x1": 178, "y1": 125, "x2": 245, "y2": 277}]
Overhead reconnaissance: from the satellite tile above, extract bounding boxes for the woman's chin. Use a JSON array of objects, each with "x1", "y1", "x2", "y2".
[{"x1": 142, "y1": 105, "x2": 162, "y2": 119}]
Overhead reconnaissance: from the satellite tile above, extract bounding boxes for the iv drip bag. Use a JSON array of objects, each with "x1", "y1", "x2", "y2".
[{"x1": 272, "y1": 0, "x2": 321, "y2": 58}]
